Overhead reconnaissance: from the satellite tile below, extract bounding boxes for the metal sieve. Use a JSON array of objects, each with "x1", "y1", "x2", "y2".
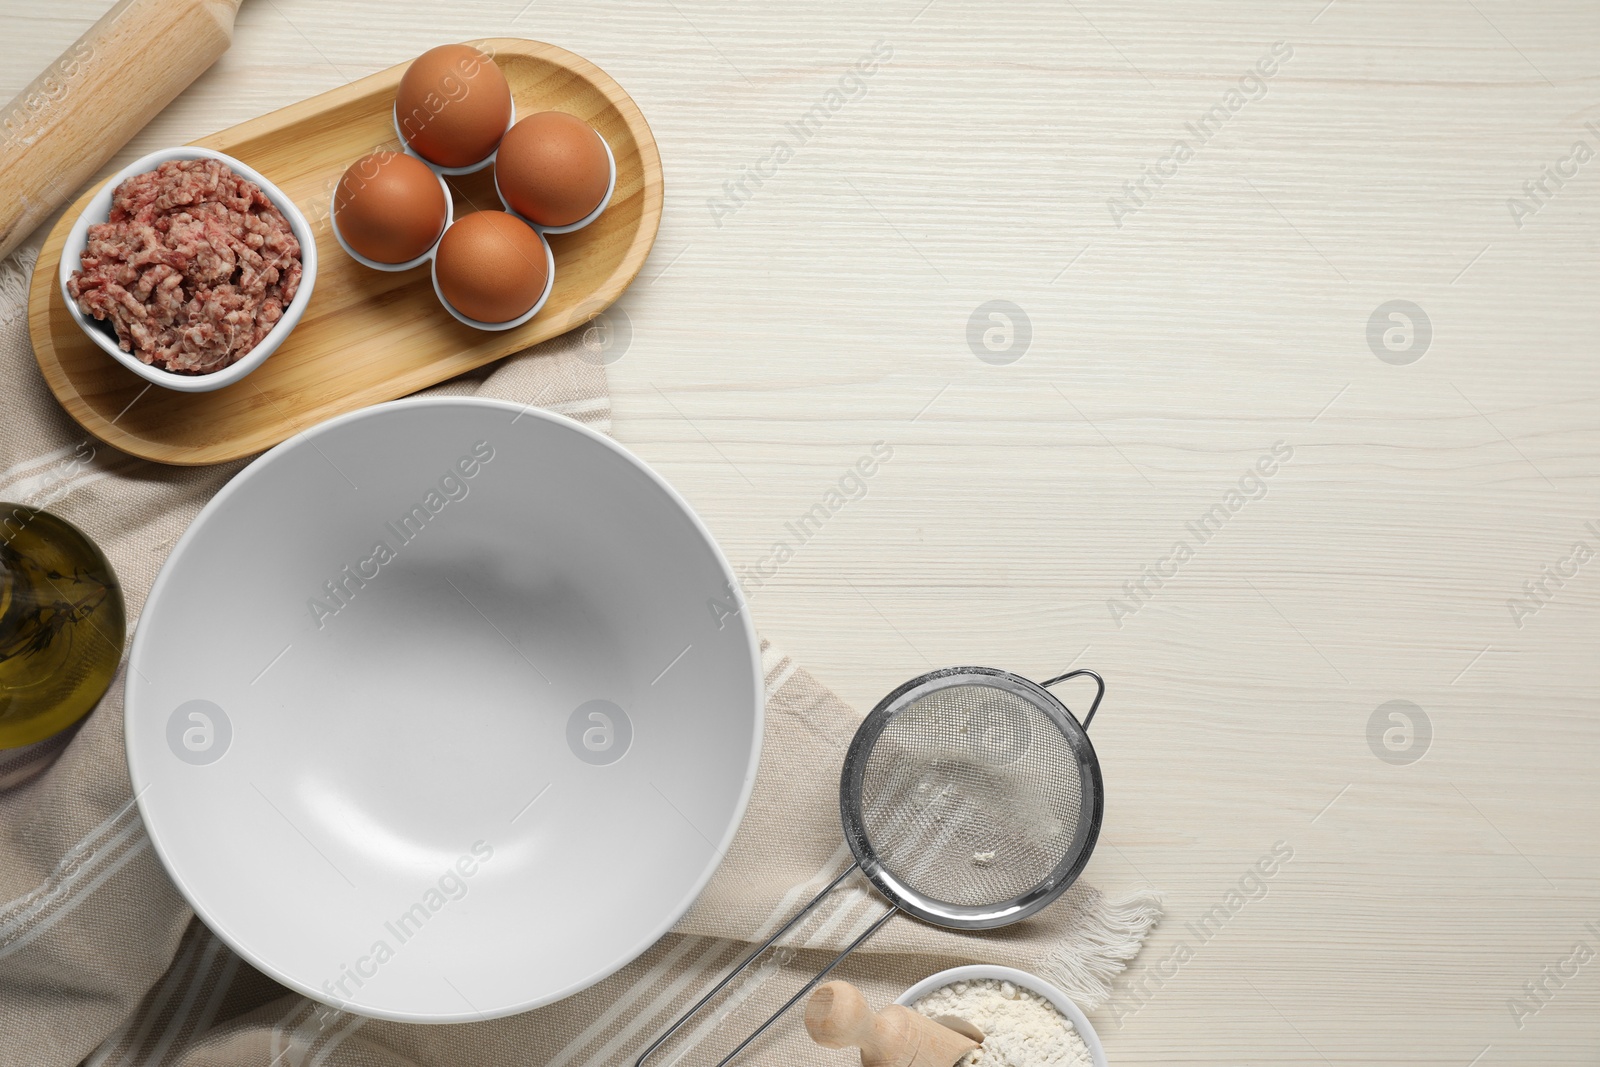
[{"x1": 636, "y1": 666, "x2": 1106, "y2": 1067}]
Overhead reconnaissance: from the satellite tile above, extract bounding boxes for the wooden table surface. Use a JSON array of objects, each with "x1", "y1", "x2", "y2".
[{"x1": 5, "y1": 0, "x2": 1598, "y2": 1062}]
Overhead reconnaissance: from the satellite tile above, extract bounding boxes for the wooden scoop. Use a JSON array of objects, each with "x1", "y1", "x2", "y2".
[
  {"x1": 805, "y1": 980, "x2": 982, "y2": 1067},
  {"x1": 0, "y1": 0, "x2": 243, "y2": 260}
]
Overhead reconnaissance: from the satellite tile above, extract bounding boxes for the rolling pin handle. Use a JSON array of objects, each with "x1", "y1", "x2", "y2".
[
  {"x1": 805, "y1": 980, "x2": 875, "y2": 1050},
  {"x1": 804, "y1": 980, "x2": 981, "y2": 1067},
  {"x1": 0, "y1": 0, "x2": 243, "y2": 261}
]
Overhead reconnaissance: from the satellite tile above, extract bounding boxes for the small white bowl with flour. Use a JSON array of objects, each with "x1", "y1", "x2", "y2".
[{"x1": 897, "y1": 966, "x2": 1108, "y2": 1067}]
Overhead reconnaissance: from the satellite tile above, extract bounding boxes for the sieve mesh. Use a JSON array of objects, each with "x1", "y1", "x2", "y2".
[{"x1": 855, "y1": 680, "x2": 1091, "y2": 910}]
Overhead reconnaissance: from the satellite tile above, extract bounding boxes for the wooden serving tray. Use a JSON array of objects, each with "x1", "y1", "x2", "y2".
[{"x1": 27, "y1": 38, "x2": 662, "y2": 466}]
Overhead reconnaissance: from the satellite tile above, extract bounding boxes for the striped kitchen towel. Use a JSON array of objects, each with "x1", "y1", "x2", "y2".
[{"x1": 0, "y1": 247, "x2": 1160, "y2": 1067}]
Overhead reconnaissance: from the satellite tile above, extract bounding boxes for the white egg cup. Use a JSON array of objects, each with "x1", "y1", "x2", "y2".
[
  {"x1": 393, "y1": 100, "x2": 516, "y2": 176},
  {"x1": 430, "y1": 231, "x2": 555, "y2": 332},
  {"x1": 493, "y1": 128, "x2": 617, "y2": 235},
  {"x1": 58, "y1": 146, "x2": 319, "y2": 393},
  {"x1": 896, "y1": 965, "x2": 1109, "y2": 1067},
  {"x1": 329, "y1": 166, "x2": 454, "y2": 272}
]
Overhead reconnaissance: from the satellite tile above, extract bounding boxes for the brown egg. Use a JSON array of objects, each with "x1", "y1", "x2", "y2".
[
  {"x1": 396, "y1": 44, "x2": 512, "y2": 168},
  {"x1": 495, "y1": 112, "x2": 610, "y2": 228},
  {"x1": 333, "y1": 151, "x2": 447, "y2": 264},
  {"x1": 434, "y1": 211, "x2": 549, "y2": 324}
]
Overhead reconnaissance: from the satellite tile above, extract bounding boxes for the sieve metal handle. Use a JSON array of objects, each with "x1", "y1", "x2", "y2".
[
  {"x1": 634, "y1": 862, "x2": 894, "y2": 1067},
  {"x1": 705, "y1": 907, "x2": 895, "y2": 1067},
  {"x1": 1040, "y1": 668, "x2": 1105, "y2": 730}
]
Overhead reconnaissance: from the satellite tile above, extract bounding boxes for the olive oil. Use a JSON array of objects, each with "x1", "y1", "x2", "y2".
[{"x1": 0, "y1": 505, "x2": 125, "y2": 748}]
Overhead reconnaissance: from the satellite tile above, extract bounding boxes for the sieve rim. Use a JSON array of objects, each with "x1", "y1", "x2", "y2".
[{"x1": 838, "y1": 665, "x2": 1105, "y2": 931}]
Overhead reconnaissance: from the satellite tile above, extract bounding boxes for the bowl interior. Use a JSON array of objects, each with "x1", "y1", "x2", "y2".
[{"x1": 125, "y1": 399, "x2": 761, "y2": 1021}]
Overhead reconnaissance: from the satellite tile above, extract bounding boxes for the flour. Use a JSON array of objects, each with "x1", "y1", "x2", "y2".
[{"x1": 913, "y1": 979, "x2": 1090, "y2": 1067}]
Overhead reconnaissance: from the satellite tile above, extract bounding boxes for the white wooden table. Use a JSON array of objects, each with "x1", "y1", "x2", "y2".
[{"x1": 5, "y1": 0, "x2": 1598, "y2": 1062}]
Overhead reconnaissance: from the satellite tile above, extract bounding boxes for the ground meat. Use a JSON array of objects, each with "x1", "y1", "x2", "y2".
[{"x1": 66, "y1": 158, "x2": 303, "y2": 375}]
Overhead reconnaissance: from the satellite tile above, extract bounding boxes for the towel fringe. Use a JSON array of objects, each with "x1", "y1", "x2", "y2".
[
  {"x1": 1037, "y1": 886, "x2": 1165, "y2": 1008},
  {"x1": 0, "y1": 247, "x2": 38, "y2": 329}
]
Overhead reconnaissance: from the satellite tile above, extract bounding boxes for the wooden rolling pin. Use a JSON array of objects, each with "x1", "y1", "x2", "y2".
[
  {"x1": 0, "y1": 0, "x2": 242, "y2": 260},
  {"x1": 805, "y1": 981, "x2": 982, "y2": 1067}
]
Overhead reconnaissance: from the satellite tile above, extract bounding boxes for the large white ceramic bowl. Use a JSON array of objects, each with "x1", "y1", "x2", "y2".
[
  {"x1": 59, "y1": 146, "x2": 317, "y2": 393},
  {"x1": 897, "y1": 965, "x2": 1109, "y2": 1067},
  {"x1": 125, "y1": 398, "x2": 763, "y2": 1022}
]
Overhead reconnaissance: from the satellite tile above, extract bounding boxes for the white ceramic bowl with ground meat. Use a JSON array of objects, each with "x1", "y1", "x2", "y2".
[
  {"x1": 898, "y1": 965, "x2": 1109, "y2": 1067},
  {"x1": 58, "y1": 146, "x2": 317, "y2": 393}
]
